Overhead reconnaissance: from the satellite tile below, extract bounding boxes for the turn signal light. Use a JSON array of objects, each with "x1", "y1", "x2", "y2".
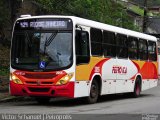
[
  {"x1": 11, "y1": 73, "x2": 23, "y2": 84},
  {"x1": 56, "y1": 73, "x2": 73, "y2": 85}
]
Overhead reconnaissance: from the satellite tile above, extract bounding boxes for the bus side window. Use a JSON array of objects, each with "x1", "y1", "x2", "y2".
[
  {"x1": 116, "y1": 34, "x2": 128, "y2": 58},
  {"x1": 76, "y1": 30, "x2": 90, "y2": 65},
  {"x1": 138, "y1": 39, "x2": 148, "y2": 60},
  {"x1": 90, "y1": 28, "x2": 103, "y2": 56},
  {"x1": 148, "y1": 41, "x2": 157, "y2": 61},
  {"x1": 103, "y1": 31, "x2": 116, "y2": 57},
  {"x1": 128, "y1": 37, "x2": 138, "y2": 59}
]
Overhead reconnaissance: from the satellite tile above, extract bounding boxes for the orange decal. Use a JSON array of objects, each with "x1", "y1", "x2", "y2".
[{"x1": 131, "y1": 60, "x2": 158, "y2": 79}]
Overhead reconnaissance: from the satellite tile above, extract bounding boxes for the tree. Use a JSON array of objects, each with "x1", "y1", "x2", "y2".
[
  {"x1": 0, "y1": 0, "x2": 10, "y2": 31},
  {"x1": 34, "y1": 0, "x2": 139, "y2": 31}
]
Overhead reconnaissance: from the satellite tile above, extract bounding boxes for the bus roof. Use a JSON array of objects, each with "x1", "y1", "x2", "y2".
[{"x1": 16, "y1": 15, "x2": 157, "y2": 42}]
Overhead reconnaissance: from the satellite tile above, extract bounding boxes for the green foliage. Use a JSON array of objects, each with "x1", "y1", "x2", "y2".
[
  {"x1": 0, "y1": 44, "x2": 10, "y2": 77},
  {"x1": 0, "y1": 67, "x2": 9, "y2": 76},
  {"x1": 130, "y1": 0, "x2": 160, "y2": 6},
  {"x1": 35, "y1": 0, "x2": 139, "y2": 31},
  {"x1": 129, "y1": 5, "x2": 144, "y2": 16}
]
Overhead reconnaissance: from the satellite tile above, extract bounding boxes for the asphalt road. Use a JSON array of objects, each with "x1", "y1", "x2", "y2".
[{"x1": 0, "y1": 82, "x2": 160, "y2": 120}]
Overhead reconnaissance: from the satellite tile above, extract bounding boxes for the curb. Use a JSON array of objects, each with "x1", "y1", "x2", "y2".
[
  {"x1": 0, "y1": 96, "x2": 34, "y2": 103},
  {"x1": 0, "y1": 95, "x2": 72, "y2": 103},
  {"x1": 0, "y1": 80, "x2": 159, "y2": 103}
]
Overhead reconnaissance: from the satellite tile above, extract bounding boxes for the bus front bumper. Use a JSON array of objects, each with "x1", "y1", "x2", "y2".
[{"x1": 9, "y1": 81, "x2": 74, "y2": 98}]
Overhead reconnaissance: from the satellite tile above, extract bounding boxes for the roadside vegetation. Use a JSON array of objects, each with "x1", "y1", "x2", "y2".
[
  {"x1": 35, "y1": 0, "x2": 139, "y2": 31},
  {"x1": 129, "y1": 5, "x2": 159, "y2": 17},
  {"x1": 0, "y1": 44, "x2": 10, "y2": 78},
  {"x1": 0, "y1": 0, "x2": 159, "y2": 81},
  {"x1": 0, "y1": 0, "x2": 140, "y2": 81}
]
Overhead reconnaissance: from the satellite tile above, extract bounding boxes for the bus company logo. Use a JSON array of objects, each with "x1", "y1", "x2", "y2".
[
  {"x1": 112, "y1": 65, "x2": 127, "y2": 74},
  {"x1": 56, "y1": 71, "x2": 63, "y2": 75},
  {"x1": 15, "y1": 72, "x2": 25, "y2": 76},
  {"x1": 37, "y1": 80, "x2": 41, "y2": 85}
]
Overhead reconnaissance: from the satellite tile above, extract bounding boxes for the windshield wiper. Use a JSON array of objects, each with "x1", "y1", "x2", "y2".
[
  {"x1": 44, "y1": 31, "x2": 58, "y2": 54},
  {"x1": 25, "y1": 32, "x2": 32, "y2": 47}
]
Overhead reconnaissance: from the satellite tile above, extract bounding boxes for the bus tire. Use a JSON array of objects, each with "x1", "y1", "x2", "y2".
[
  {"x1": 132, "y1": 77, "x2": 141, "y2": 98},
  {"x1": 86, "y1": 79, "x2": 99, "y2": 104},
  {"x1": 35, "y1": 97, "x2": 50, "y2": 104}
]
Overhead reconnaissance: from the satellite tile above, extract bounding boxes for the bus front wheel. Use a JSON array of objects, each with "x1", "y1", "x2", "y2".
[{"x1": 86, "y1": 79, "x2": 99, "y2": 104}]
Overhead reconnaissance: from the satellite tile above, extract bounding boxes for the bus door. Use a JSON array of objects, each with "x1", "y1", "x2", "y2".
[{"x1": 75, "y1": 25, "x2": 90, "y2": 97}]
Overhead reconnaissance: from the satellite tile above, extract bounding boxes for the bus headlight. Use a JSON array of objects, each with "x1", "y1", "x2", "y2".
[
  {"x1": 56, "y1": 73, "x2": 74, "y2": 85},
  {"x1": 11, "y1": 73, "x2": 23, "y2": 84}
]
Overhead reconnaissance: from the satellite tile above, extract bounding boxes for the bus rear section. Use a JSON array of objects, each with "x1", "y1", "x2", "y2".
[
  {"x1": 75, "y1": 25, "x2": 158, "y2": 103},
  {"x1": 10, "y1": 16, "x2": 76, "y2": 100}
]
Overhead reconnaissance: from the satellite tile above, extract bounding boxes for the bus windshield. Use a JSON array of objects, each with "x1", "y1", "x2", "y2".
[{"x1": 11, "y1": 31, "x2": 73, "y2": 71}]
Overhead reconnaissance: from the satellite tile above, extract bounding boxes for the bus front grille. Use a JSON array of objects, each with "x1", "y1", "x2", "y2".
[
  {"x1": 25, "y1": 81, "x2": 53, "y2": 85},
  {"x1": 23, "y1": 73, "x2": 57, "y2": 79},
  {"x1": 28, "y1": 87, "x2": 50, "y2": 92}
]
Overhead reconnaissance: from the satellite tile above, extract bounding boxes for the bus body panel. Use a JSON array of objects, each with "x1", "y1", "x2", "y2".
[
  {"x1": 74, "y1": 81, "x2": 90, "y2": 97},
  {"x1": 10, "y1": 80, "x2": 75, "y2": 98},
  {"x1": 158, "y1": 55, "x2": 160, "y2": 77},
  {"x1": 75, "y1": 57, "x2": 158, "y2": 96},
  {"x1": 10, "y1": 66, "x2": 76, "y2": 98},
  {"x1": 10, "y1": 15, "x2": 158, "y2": 100}
]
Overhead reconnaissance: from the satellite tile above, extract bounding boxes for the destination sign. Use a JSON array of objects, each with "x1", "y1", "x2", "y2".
[
  {"x1": 19, "y1": 21, "x2": 67, "y2": 28},
  {"x1": 15, "y1": 18, "x2": 72, "y2": 30}
]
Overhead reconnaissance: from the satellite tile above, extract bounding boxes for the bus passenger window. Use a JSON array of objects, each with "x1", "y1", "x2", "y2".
[
  {"x1": 76, "y1": 30, "x2": 90, "y2": 64},
  {"x1": 103, "y1": 31, "x2": 116, "y2": 57},
  {"x1": 148, "y1": 41, "x2": 157, "y2": 61},
  {"x1": 128, "y1": 37, "x2": 138, "y2": 59},
  {"x1": 90, "y1": 28, "x2": 103, "y2": 56},
  {"x1": 138, "y1": 39, "x2": 148, "y2": 60},
  {"x1": 116, "y1": 34, "x2": 128, "y2": 58}
]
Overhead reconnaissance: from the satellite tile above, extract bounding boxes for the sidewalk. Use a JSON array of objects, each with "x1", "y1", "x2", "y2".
[
  {"x1": 0, "y1": 78, "x2": 159, "y2": 103},
  {"x1": 0, "y1": 78, "x2": 13, "y2": 102},
  {"x1": 0, "y1": 77, "x2": 34, "y2": 102},
  {"x1": 0, "y1": 77, "x2": 26, "y2": 102},
  {"x1": 0, "y1": 77, "x2": 8, "y2": 90},
  {"x1": 0, "y1": 90, "x2": 32, "y2": 103}
]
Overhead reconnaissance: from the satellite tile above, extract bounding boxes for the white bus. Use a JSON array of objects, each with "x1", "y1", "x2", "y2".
[{"x1": 10, "y1": 15, "x2": 158, "y2": 104}]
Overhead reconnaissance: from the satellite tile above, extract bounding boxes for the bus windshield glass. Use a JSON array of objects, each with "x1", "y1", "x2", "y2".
[{"x1": 11, "y1": 18, "x2": 73, "y2": 71}]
